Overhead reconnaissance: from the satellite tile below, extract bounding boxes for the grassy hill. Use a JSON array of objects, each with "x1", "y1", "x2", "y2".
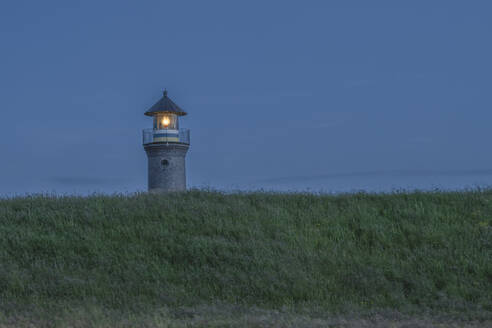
[{"x1": 0, "y1": 190, "x2": 491, "y2": 327}]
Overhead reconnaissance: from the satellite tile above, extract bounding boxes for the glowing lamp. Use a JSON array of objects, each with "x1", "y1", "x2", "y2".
[{"x1": 162, "y1": 116, "x2": 171, "y2": 128}]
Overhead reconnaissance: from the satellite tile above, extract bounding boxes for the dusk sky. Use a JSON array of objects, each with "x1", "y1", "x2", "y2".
[{"x1": 1, "y1": 0, "x2": 491, "y2": 195}]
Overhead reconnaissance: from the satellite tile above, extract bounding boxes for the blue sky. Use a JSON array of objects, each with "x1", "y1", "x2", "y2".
[{"x1": 1, "y1": 0, "x2": 491, "y2": 194}]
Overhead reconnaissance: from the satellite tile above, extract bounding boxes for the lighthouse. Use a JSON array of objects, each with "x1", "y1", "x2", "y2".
[{"x1": 143, "y1": 90, "x2": 190, "y2": 192}]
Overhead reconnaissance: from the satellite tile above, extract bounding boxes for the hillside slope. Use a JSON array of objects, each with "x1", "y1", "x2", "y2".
[{"x1": 0, "y1": 190, "x2": 491, "y2": 325}]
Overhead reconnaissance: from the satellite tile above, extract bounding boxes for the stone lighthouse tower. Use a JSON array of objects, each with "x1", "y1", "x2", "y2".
[{"x1": 143, "y1": 90, "x2": 190, "y2": 192}]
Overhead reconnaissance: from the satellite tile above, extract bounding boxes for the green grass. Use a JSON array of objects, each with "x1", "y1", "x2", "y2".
[{"x1": 0, "y1": 190, "x2": 491, "y2": 326}]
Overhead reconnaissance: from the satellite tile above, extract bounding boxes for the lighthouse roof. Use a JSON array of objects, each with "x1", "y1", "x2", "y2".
[{"x1": 144, "y1": 90, "x2": 187, "y2": 116}]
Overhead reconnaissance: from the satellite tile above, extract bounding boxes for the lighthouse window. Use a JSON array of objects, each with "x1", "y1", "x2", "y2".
[
  {"x1": 155, "y1": 113, "x2": 178, "y2": 130},
  {"x1": 161, "y1": 159, "x2": 169, "y2": 167}
]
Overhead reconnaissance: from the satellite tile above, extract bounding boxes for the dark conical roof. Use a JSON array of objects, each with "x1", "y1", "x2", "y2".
[{"x1": 144, "y1": 90, "x2": 187, "y2": 116}]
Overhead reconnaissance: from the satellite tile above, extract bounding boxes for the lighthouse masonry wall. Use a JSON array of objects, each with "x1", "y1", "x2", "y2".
[{"x1": 144, "y1": 143, "x2": 189, "y2": 192}]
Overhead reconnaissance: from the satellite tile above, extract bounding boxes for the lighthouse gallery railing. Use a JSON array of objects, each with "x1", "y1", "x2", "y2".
[{"x1": 142, "y1": 128, "x2": 190, "y2": 145}]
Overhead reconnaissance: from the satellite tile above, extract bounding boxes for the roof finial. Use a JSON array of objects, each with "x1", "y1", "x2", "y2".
[{"x1": 163, "y1": 89, "x2": 168, "y2": 97}]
